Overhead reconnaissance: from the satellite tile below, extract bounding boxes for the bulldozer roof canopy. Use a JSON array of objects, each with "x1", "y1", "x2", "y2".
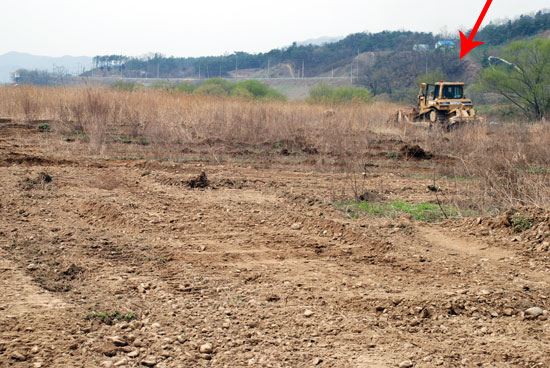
[{"x1": 433, "y1": 82, "x2": 465, "y2": 86}]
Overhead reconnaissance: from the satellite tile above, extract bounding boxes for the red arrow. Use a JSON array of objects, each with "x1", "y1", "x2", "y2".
[{"x1": 459, "y1": 0, "x2": 493, "y2": 59}]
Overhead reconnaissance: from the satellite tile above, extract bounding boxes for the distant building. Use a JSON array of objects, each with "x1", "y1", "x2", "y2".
[
  {"x1": 435, "y1": 41, "x2": 455, "y2": 50},
  {"x1": 413, "y1": 44, "x2": 430, "y2": 52}
]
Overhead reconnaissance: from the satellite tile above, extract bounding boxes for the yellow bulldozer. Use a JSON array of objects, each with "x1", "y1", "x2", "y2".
[{"x1": 395, "y1": 81, "x2": 482, "y2": 130}]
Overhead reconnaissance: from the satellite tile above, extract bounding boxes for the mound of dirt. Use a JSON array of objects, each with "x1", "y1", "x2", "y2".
[
  {"x1": 302, "y1": 146, "x2": 319, "y2": 155},
  {"x1": 187, "y1": 172, "x2": 209, "y2": 189},
  {"x1": 456, "y1": 207, "x2": 550, "y2": 251},
  {"x1": 358, "y1": 190, "x2": 386, "y2": 202},
  {"x1": 400, "y1": 144, "x2": 432, "y2": 160},
  {"x1": 20, "y1": 171, "x2": 53, "y2": 190}
]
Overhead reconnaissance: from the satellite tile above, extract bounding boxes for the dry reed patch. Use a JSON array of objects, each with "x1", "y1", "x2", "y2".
[
  {"x1": 424, "y1": 123, "x2": 550, "y2": 212},
  {"x1": 0, "y1": 86, "x2": 402, "y2": 159}
]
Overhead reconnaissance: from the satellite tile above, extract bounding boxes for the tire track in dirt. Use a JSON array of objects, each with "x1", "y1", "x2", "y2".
[
  {"x1": 0, "y1": 250, "x2": 84, "y2": 367},
  {"x1": 419, "y1": 226, "x2": 550, "y2": 285}
]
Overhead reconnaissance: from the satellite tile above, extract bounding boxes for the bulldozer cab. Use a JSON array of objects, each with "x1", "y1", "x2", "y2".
[
  {"x1": 441, "y1": 84, "x2": 464, "y2": 99},
  {"x1": 422, "y1": 82, "x2": 464, "y2": 100},
  {"x1": 419, "y1": 82, "x2": 465, "y2": 108}
]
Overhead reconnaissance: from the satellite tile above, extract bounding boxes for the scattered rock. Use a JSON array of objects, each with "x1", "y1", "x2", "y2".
[
  {"x1": 10, "y1": 351, "x2": 27, "y2": 361},
  {"x1": 266, "y1": 295, "x2": 280, "y2": 302},
  {"x1": 312, "y1": 357, "x2": 323, "y2": 365},
  {"x1": 199, "y1": 343, "x2": 213, "y2": 354},
  {"x1": 503, "y1": 308, "x2": 514, "y2": 316},
  {"x1": 141, "y1": 357, "x2": 157, "y2": 367},
  {"x1": 291, "y1": 223, "x2": 302, "y2": 230},
  {"x1": 304, "y1": 309, "x2": 314, "y2": 318},
  {"x1": 525, "y1": 307, "x2": 544, "y2": 317},
  {"x1": 151, "y1": 322, "x2": 161, "y2": 329},
  {"x1": 100, "y1": 342, "x2": 118, "y2": 357},
  {"x1": 110, "y1": 336, "x2": 128, "y2": 347},
  {"x1": 31, "y1": 345, "x2": 40, "y2": 354},
  {"x1": 114, "y1": 358, "x2": 128, "y2": 367},
  {"x1": 101, "y1": 361, "x2": 113, "y2": 368},
  {"x1": 128, "y1": 350, "x2": 140, "y2": 358},
  {"x1": 420, "y1": 308, "x2": 431, "y2": 319},
  {"x1": 398, "y1": 360, "x2": 413, "y2": 368},
  {"x1": 38, "y1": 172, "x2": 52, "y2": 183},
  {"x1": 176, "y1": 335, "x2": 186, "y2": 344}
]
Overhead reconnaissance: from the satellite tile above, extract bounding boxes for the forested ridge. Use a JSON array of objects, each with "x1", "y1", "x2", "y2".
[{"x1": 88, "y1": 10, "x2": 550, "y2": 79}]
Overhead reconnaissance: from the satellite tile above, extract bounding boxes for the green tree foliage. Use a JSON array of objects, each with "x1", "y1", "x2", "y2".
[
  {"x1": 111, "y1": 80, "x2": 140, "y2": 92},
  {"x1": 190, "y1": 79, "x2": 285, "y2": 101},
  {"x1": 197, "y1": 78, "x2": 235, "y2": 95},
  {"x1": 95, "y1": 31, "x2": 437, "y2": 79},
  {"x1": 415, "y1": 71, "x2": 447, "y2": 85},
  {"x1": 477, "y1": 39, "x2": 550, "y2": 120},
  {"x1": 308, "y1": 84, "x2": 335, "y2": 104},
  {"x1": 149, "y1": 81, "x2": 197, "y2": 94},
  {"x1": 234, "y1": 80, "x2": 269, "y2": 98},
  {"x1": 13, "y1": 69, "x2": 58, "y2": 86},
  {"x1": 93, "y1": 55, "x2": 129, "y2": 71},
  {"x1": 308, "y1": 84, "x2": 373, "y2": 105},
  {"x1": 176, "y1": 82, "x2": 197, "y2": 94},
  {"x1": 230, "y1": 87, "x2": 254, "y2": 98},
  {"x1": 193, "y1": 83, "x2": 227, "y2": 96},
  {"x1": 477, "y1": 11, "x2": 550, "y2": 46},
  {"x1": 262, "y1": 89, "x2": 286, "y2": 101},
  {"x1": 230, "y1": 80, "x2": 286, "y2": 100}
]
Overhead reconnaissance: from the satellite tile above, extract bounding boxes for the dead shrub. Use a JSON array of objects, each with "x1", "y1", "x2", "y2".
[{"x1": 81, "y1": 89, "x2": 111, "y2": 153}]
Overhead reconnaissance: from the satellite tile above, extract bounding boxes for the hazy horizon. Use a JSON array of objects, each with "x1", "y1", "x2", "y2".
[{"x1": 1, "y1": 0, "x2": 549, "y2": 59}]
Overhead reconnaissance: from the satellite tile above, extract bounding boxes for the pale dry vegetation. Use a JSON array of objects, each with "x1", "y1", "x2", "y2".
[
  {"x1": 0, "y1": 86, "x2": 391, "y2": 156},
  {"x1": 1, "y1": 85, "x2": 549, "y2": 213},
  {"x1": 416, "y1": 123, "x2": 550, "y2": 212}
]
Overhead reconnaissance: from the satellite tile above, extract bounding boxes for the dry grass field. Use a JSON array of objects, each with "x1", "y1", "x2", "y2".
[{"x1": 1, "y1": 86, "x2": 549, "y2": 367}]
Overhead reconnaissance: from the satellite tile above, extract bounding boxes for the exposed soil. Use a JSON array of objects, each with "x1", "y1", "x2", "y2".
[
  {"x1": 399, "y1": 145, "x2": 432, "y2": 160},
  {"x1": 0, "y1": 121, "x2": 549, "y2": 367}
]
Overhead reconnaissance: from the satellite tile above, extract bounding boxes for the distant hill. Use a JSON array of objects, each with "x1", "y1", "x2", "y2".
[
  {"x1": 100, "y1": 9, "x2": 549, "y2": 86},
  {"x1": 0, "y1": 52, "x2": 92, "y2": 83}
]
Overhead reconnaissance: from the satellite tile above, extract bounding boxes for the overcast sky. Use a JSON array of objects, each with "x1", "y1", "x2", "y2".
[{"x1": 1, "y1": 0, "x2": 548, "y2": 58}]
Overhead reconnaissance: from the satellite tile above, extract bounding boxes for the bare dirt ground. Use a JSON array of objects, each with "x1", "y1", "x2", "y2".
[{"x1": 1, "y1": 120, "x2": 549, "y2": 368}]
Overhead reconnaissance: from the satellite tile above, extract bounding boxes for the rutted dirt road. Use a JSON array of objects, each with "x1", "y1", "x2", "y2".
[{"x1": 1, "y1": 120, "x2": 549, "y2": 367}]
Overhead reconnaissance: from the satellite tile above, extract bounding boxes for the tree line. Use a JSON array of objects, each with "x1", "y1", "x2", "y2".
[
  {"x1": 477, "y1": 11, "x2": 550, "y2": 45},
  {"x1": 90, "y1": 31, "x2": 437, "y2": 79},
  {"x1": 89, "y1": 10, "x2": 550, "y2": 80}
]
